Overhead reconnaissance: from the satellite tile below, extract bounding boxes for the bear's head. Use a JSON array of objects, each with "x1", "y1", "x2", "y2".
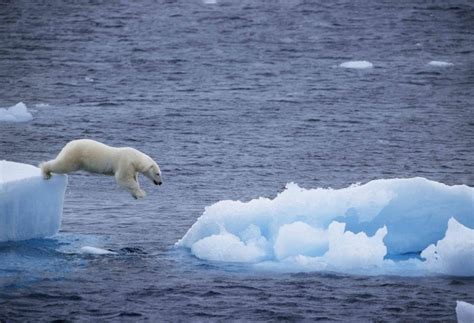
[{"x1": 143, "y1": 161, "x2": 162, "y2": 186}]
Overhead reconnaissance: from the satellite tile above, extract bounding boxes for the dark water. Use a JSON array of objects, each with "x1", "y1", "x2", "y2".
[{"x1": 1, "y1": 0, "x2": 473, "y2": 321}]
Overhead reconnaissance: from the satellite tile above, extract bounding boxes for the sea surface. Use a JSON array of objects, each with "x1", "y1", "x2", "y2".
[{"x1": 1, "y1": 0, "x2": 473, "y2": 321}]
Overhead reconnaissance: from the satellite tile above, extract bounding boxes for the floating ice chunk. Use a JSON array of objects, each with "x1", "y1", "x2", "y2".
[
  {"x1": 0, "y1": 161, "x2": 67, "y2": 242},
  {"x1": 177, "y1": 178, "x2": 473, "y2": 275},
  {"x1": 80, "y1": 246, "x2": 117, "y2": 255},
  {"x1": 428, "y1": 61, "x2": 453, "y2": 67},
  {"x1": 339, "y1": 61, "x2": 373, "y2": 69},
  {"x1": 0, "y1": 102, "x2": 33, "y2": 122},
  {"x1": 456, "y1": 301, "x2": 474, "y2": 323},
  {"x1": 203, "y1": 0, "x2": 217, "y2": 4},
  {"x1": 421, "y1": 218, "x2": 474, "y2": 276}
]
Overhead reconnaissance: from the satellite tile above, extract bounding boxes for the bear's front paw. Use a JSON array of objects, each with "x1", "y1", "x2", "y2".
[
  {"x1": 43, "y1": 172, "x2": 52, "y2": 180},
  {"x1": 132, "y1": 189, "x2": 147, "y2": 199}
]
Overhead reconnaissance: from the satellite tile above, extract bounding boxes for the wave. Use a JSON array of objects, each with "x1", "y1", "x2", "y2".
[{"x1": 177, "y1": 178, "x2": 473, "y2": 276}]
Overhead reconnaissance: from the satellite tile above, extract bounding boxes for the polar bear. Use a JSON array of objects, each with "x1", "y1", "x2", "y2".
[{"x1": 40, "y1": 139, "x2": 162, "y2": 199}]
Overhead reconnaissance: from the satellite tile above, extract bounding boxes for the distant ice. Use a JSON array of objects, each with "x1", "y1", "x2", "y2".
[
  {"x1": 456, "y1": 301, "x2": 474, "y2": 323},
  {"x1": 339, "y1": 61, "x2": 373, "y2": 69},
  {"x1": 0, "y1": 161, "x2": 67, "y2": 242},
  {"x1": 0, "y1": 102, "x2": 33, "y2": 122},
  {"x1": 177, "y1": 178, "x2": 474, "y2": 276},
  {"x1": 203, "y1": 0, "x2": 217, "y2": 4},
  {"x1": 34, "y1": 103, "x2": 50, "y2": 108},
  {"x1": 80, "y1": 246, "x2": 117, "y2": 255},
  {"x1": 428, "y1": 61, "x2": 453, "y2": 67}
]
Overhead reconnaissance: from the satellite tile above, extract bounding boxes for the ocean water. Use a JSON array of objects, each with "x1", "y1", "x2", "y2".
[{"x1": 1, "y1": 0, "x2": 473, "y2": 321}]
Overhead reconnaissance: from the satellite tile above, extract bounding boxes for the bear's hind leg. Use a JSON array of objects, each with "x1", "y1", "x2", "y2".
[
  {"x1": 42, "y1": 157, "x2": 80, "y2": 178},
  {"x1": 39, "y1": 161, "x2": 52, "y2": 180}
]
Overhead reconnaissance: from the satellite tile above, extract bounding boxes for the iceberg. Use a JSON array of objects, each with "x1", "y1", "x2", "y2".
[
  {"x1": 177, "y1": 178, "x2": 474, "y2": 275},
  {"x1": 0, "y1": 161, "x2": 67, "y2": 242},
  {"x1": 0, "y1": 102, "x2": 33, "y2": 122},
  {"x1": 339, "y1": 61, "x2": 373, "y2": 69}
]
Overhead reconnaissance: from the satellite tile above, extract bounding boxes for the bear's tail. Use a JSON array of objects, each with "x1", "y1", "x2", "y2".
[{"x1": 39, "y1": 161, "x2": 52, "y2": 180}]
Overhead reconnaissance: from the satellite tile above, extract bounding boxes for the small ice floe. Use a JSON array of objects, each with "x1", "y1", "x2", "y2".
[
  {"x1": 456, "y1": 301, "x2": 474, "y2": 323},
  {"x1": 339, "y1": 61, "x2": 373, "y2": 69},
  {"x1": 0, "y1": 102, "x2": 33, "y2": 122},
  {"x1": 80, "y1": 246, "x2": 117, "y2": 255},
  {"x1": 203, "y1": 0, "x2": 217, "y2": 4},
  {"x1": 428, "y1": 61, "x2": 454, "y2": 67},
  {"x1": 84, "y1": 76, "x2": 94, "y2": 82}
]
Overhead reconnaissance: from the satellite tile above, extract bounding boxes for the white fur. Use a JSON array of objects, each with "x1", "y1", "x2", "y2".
[{"x1": 40, "y1": 139, "x2": 162, "y2": 199}]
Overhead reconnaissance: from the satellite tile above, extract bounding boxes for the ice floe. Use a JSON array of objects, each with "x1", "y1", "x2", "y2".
[
  {"x1": 177, "y1": 178, "x2": 473, "y2": 276},
  {"x1": 0, "y1": 161, "x2": 67, "y2": 242}
]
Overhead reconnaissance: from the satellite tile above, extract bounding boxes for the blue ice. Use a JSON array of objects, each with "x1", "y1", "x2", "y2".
[
  {"x1": 177, "y1": 178, "x2": 474, "y2": 276},
  {"x1": 0, "y1": 161, "x2": 67, "y2": 242}
]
